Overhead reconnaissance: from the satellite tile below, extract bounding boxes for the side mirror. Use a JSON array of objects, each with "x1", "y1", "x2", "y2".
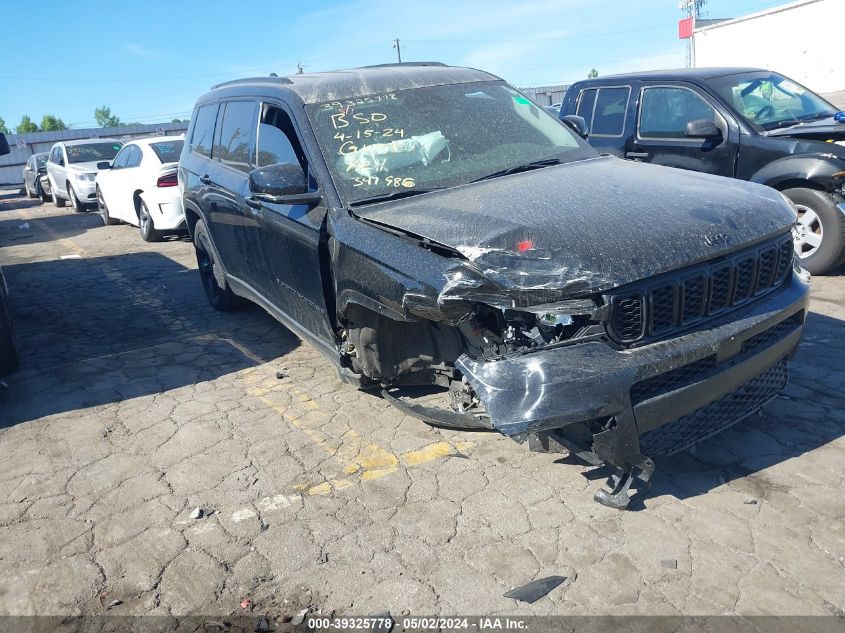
[
  {"x1": 685, "y1": 119, "x2": 722, "y2": 139},
  {"x1": 0, "y1": 133, "x2": 9, "y2": 156},
  {"x1": 561, "y1": 115, "x2": 589, "y2": 139},
  {"x1": 97, "y1": 161, "x2": 112, "y2": 170},
  {"x1": 248, "y1": 163, "x2": 322, "y2": 206}
]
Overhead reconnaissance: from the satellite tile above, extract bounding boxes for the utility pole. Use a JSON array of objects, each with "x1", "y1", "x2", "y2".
[
  {"x1": 297, "y1": 62, "x2": 304, "y2": 74},
  {"x1": 393, "y1": 38, "x2": 402, "y2": 63}
]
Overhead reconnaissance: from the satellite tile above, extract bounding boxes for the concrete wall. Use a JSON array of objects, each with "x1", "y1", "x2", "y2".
[
  {"x1": 694, "y1": 0, "x2": 842, "y2": 94},
  {"x1": 521, "y1": 85, "x2": 569, "y2": 106},
  {"x1": 0, "y1": 122, "x2": 188, "y2": 187}
]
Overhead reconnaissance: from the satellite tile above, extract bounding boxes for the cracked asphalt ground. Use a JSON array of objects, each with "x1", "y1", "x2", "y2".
[{"x1": 0, "y1": 191, "x2": 844, "y2": 619}]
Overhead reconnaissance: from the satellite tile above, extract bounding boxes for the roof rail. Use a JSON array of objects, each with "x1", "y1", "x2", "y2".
[
  {"x1": 211, "y1": 76, "x2": 294, "y2": 90},
  {"x1": 359, "y1": 62, "x2": 447, "y2": 69}
]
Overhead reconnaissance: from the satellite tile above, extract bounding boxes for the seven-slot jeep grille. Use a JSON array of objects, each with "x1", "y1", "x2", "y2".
[{"x1": 608, "y1": 235, "x2": 793, "y2": 345}]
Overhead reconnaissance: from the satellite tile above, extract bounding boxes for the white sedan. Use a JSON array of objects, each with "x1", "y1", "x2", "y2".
[{"x1": 95, "y1": 136, "x2": 185, "y2": 242}]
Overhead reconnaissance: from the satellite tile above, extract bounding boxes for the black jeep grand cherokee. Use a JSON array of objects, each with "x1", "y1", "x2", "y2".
[{"x1": 180, "y1": 63, "x2": 809, "y2": 508}]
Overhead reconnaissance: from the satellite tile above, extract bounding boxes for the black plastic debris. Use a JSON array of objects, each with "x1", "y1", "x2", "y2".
[{"x1": 503, "y1": 576, "x2": 566, "y2": 603}]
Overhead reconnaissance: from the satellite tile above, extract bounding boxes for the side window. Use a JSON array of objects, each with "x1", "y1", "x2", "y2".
[
  {"x1": 112, "y1": 146, "x2": 131, "y2": 169},
  {"x1": 258, "y1": 105, "x2": 308, "y2": 176},
  {"x1": 576, "y1": 88, "x2": 597, "y2": 121},
  {"x1": 125, "y1": 145, "x2": 143, "y2": 168},
  {"x1": 190, "y1": 104, "x2": 218, "y2": 158},
  {"x1": 216, "y1": 101, "x2": 258, "y2": 173},
  {"x1": 591, "y1": 87, "x2": 630, "y2": 136},
  {"x1": 639, "y1": 86, "x2": 717, "y2": 139}
]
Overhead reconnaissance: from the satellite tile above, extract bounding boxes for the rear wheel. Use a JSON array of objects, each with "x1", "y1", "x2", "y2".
[
  {"x1": 784, "y1": 188, "x2": 845, "y2": 275},
  {"x1": 97, "y1": 187, "x2": 118, "y2": 225},
  {"x1": 139, "y1": 201, "x2": 162, "y2": 242},
  {"x1": 193, "y1": 219, "x2": 242, "y2": 311}
]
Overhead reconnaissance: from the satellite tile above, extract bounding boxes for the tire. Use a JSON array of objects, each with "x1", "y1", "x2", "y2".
[
  {"x1": 52, "y1": 183, "x2": 67, "y2": 208},
  {"x1": 67, "y1": 182, "x2": 84, "y2": 213},
  {"x1": 0, "y1": 293, "x2": 19, "y2": 376},
  {"x1": 783, "y1": 188, "x2": 845, "y2": 275},
  {"x1": 40, "y1": 187, "x2": 51, "y2": 203},
  {"x1": 97, "y1": 187, "x2": 118, "y2": 226},
  {"x1": 138, "y1": 200, "x2": 162, "y2": 242},
  {"x1": 193, "y1": 219, "x2": 242, "y2": 311}
]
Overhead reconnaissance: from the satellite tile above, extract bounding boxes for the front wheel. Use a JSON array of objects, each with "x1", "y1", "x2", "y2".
[
  {"x1": 138, "y1": 201, "x2": 162, "y2": 242},
  {"x1": 97, "y1": 187, "x2": 118, "y2": 225},
  {"x1": 193, "y1": 219, "x2": 243, "y2": 311},
  {"x1": 52, "y1": 184, "x2": 66, "y2": 208},
  {"x1": 784, "y1": 188, "x2": 845, "y2": 275},
  {"x1": 68, "y1": 183, "x2": 84, "y2": 213},
  {"x1": 0, "y1": 294, "x2": 19, "y2": 376}
]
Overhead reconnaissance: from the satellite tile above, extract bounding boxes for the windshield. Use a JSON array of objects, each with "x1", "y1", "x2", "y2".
[
  {"x1": 66, "y1": 142, "x2": 123, "y2": 164},
  {"x1": 707, "y1": 72, "x2": 838, "y2": 131},
  {"x1": 150, "y1": 139, "x2": 184, "y2": 163},
  {"x1": 305, "y1": 80, "x2": 595, "y2": 205}
]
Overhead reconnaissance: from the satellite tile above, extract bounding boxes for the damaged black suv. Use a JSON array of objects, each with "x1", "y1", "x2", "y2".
[{"x1": 180, "y1": 63, "x2": 809, "y2": 509}]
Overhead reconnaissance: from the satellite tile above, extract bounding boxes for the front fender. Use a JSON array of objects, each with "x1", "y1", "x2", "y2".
[{"x1": 750, "y1": 153, "x2": 845, "y2": 192}]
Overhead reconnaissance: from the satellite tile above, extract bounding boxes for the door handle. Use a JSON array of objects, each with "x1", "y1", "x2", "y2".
[
  {"x1": 626, "y1": 152, "x2": 649, "y2": 159},
  {"x1": 199, "y1": 174, "x2": 212, "y2": 185}
]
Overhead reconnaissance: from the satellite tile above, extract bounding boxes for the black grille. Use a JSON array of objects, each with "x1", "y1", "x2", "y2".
[
  {"x1": 630, "y1": 314, "x2": 800, "y2": 405},
  {"x1": 608, "y1": 235, "x2": 793, "y2": 344},
  {"x1": 649, "y1": 284, "x2": 676, "y2": 334},
  {"x1": 639, "y1": 359, "x2": 788, "y2": 456},
  {"x1": 631, "y1": 355, "x2": 716, "y2": 404},
  {"x1": 742, "y1": 314, "x2": 801, "y2": 355},
  {"x1": 610, "y1": 295, "x2": 644, "y2": 341}
]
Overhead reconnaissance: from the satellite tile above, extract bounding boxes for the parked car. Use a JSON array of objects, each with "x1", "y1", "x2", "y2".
[
  {"x1": 180, "y1": 63, "x2": 808, "y2": 509},
  {"x1": 0, "y1": 133, "x2": 9, "y2": 155},
  {"x1": 23, "y1": 152, "x2": 50, "y2": 201},
  {"x1": 0, "y1": 265, "x2": 19, "y2": 376},
  {"x1": 95, "y1": 136, "x2": 186, "y2": 241},
  {"x1": 561, "y1": 68, "x2": 845, "y2": 274},
  {"x1": 46, "y1": 139, "x2": 123, "y2": 212}
]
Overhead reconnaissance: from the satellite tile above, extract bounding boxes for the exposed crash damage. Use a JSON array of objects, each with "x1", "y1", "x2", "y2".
[{"x1": 182, "y1": 63, "x2": 810, "y2": 510}]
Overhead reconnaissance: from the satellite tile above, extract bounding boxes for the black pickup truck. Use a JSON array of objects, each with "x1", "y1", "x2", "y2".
[{"x1": 561, "y1": 68, "x2": 845, "y2": 274}]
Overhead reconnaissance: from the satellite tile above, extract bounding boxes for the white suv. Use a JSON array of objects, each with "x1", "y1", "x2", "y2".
[{"x1": 46, "y1": 139, "x2": 123, "y2": 211}]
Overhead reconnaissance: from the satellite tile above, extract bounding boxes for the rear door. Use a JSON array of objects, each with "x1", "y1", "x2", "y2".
[
  {"x1": 206, "y1": 99, "x2": 260, "y2": 284},
  {"x1": 573, "y1": 84, "x2": 632, "y2": 157},
  {"x1": 628, "y1": 82, "x2": 738, "y2": 176}
]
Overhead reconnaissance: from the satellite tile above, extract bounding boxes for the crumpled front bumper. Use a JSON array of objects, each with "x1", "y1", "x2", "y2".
[{"x1": 456, "y1": 271, "x2": 809, "y2": 470}]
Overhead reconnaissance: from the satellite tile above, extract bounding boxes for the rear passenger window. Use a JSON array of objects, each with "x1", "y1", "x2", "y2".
[
  {"x1": 216, "y1": 101, "x2": 258, "y2": 173},
  {"x1": 576, "y1": 89, "x2": 597, "y2": 121},
  {"x1": 591, "y1": 87, "x2": 630, "y2": 136},
  {"x1": 190, "y1": 104, "x2": 218, "y2": 158},
  {"x1": 639, "y1": 86, "x2": 717, "y2": 139}
]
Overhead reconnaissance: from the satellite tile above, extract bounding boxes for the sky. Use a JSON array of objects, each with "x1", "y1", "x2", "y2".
[{"x1": 0, "y1": 0, "x2": 792, "y2": 131}]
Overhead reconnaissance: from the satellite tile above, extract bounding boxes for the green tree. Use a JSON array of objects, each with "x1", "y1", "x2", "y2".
[
  {"x1": 40, "y1": 114, "x2": 68, "y2": 131},
  {"x1": 587, "y1": 68, "x2": 599, "y2": 79},
  {"x1": 0, "y1": 116, "x2": 9, "y2": 134},
  {"x1": 94, "y1": 105, "x2": 121, "y2": 128},
  {"x1": 16, "y1": 115, "x2": 39, "y2": 134}
]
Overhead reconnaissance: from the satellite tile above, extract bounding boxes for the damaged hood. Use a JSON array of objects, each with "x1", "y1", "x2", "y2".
[{"x1": 355, "y1": 156, "x2": 796, "y2": 302}]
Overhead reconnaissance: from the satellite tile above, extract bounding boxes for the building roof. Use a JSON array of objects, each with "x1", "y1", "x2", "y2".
[{"x1": 202, "y1": 62, "x2": 500, "y2": 105}]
